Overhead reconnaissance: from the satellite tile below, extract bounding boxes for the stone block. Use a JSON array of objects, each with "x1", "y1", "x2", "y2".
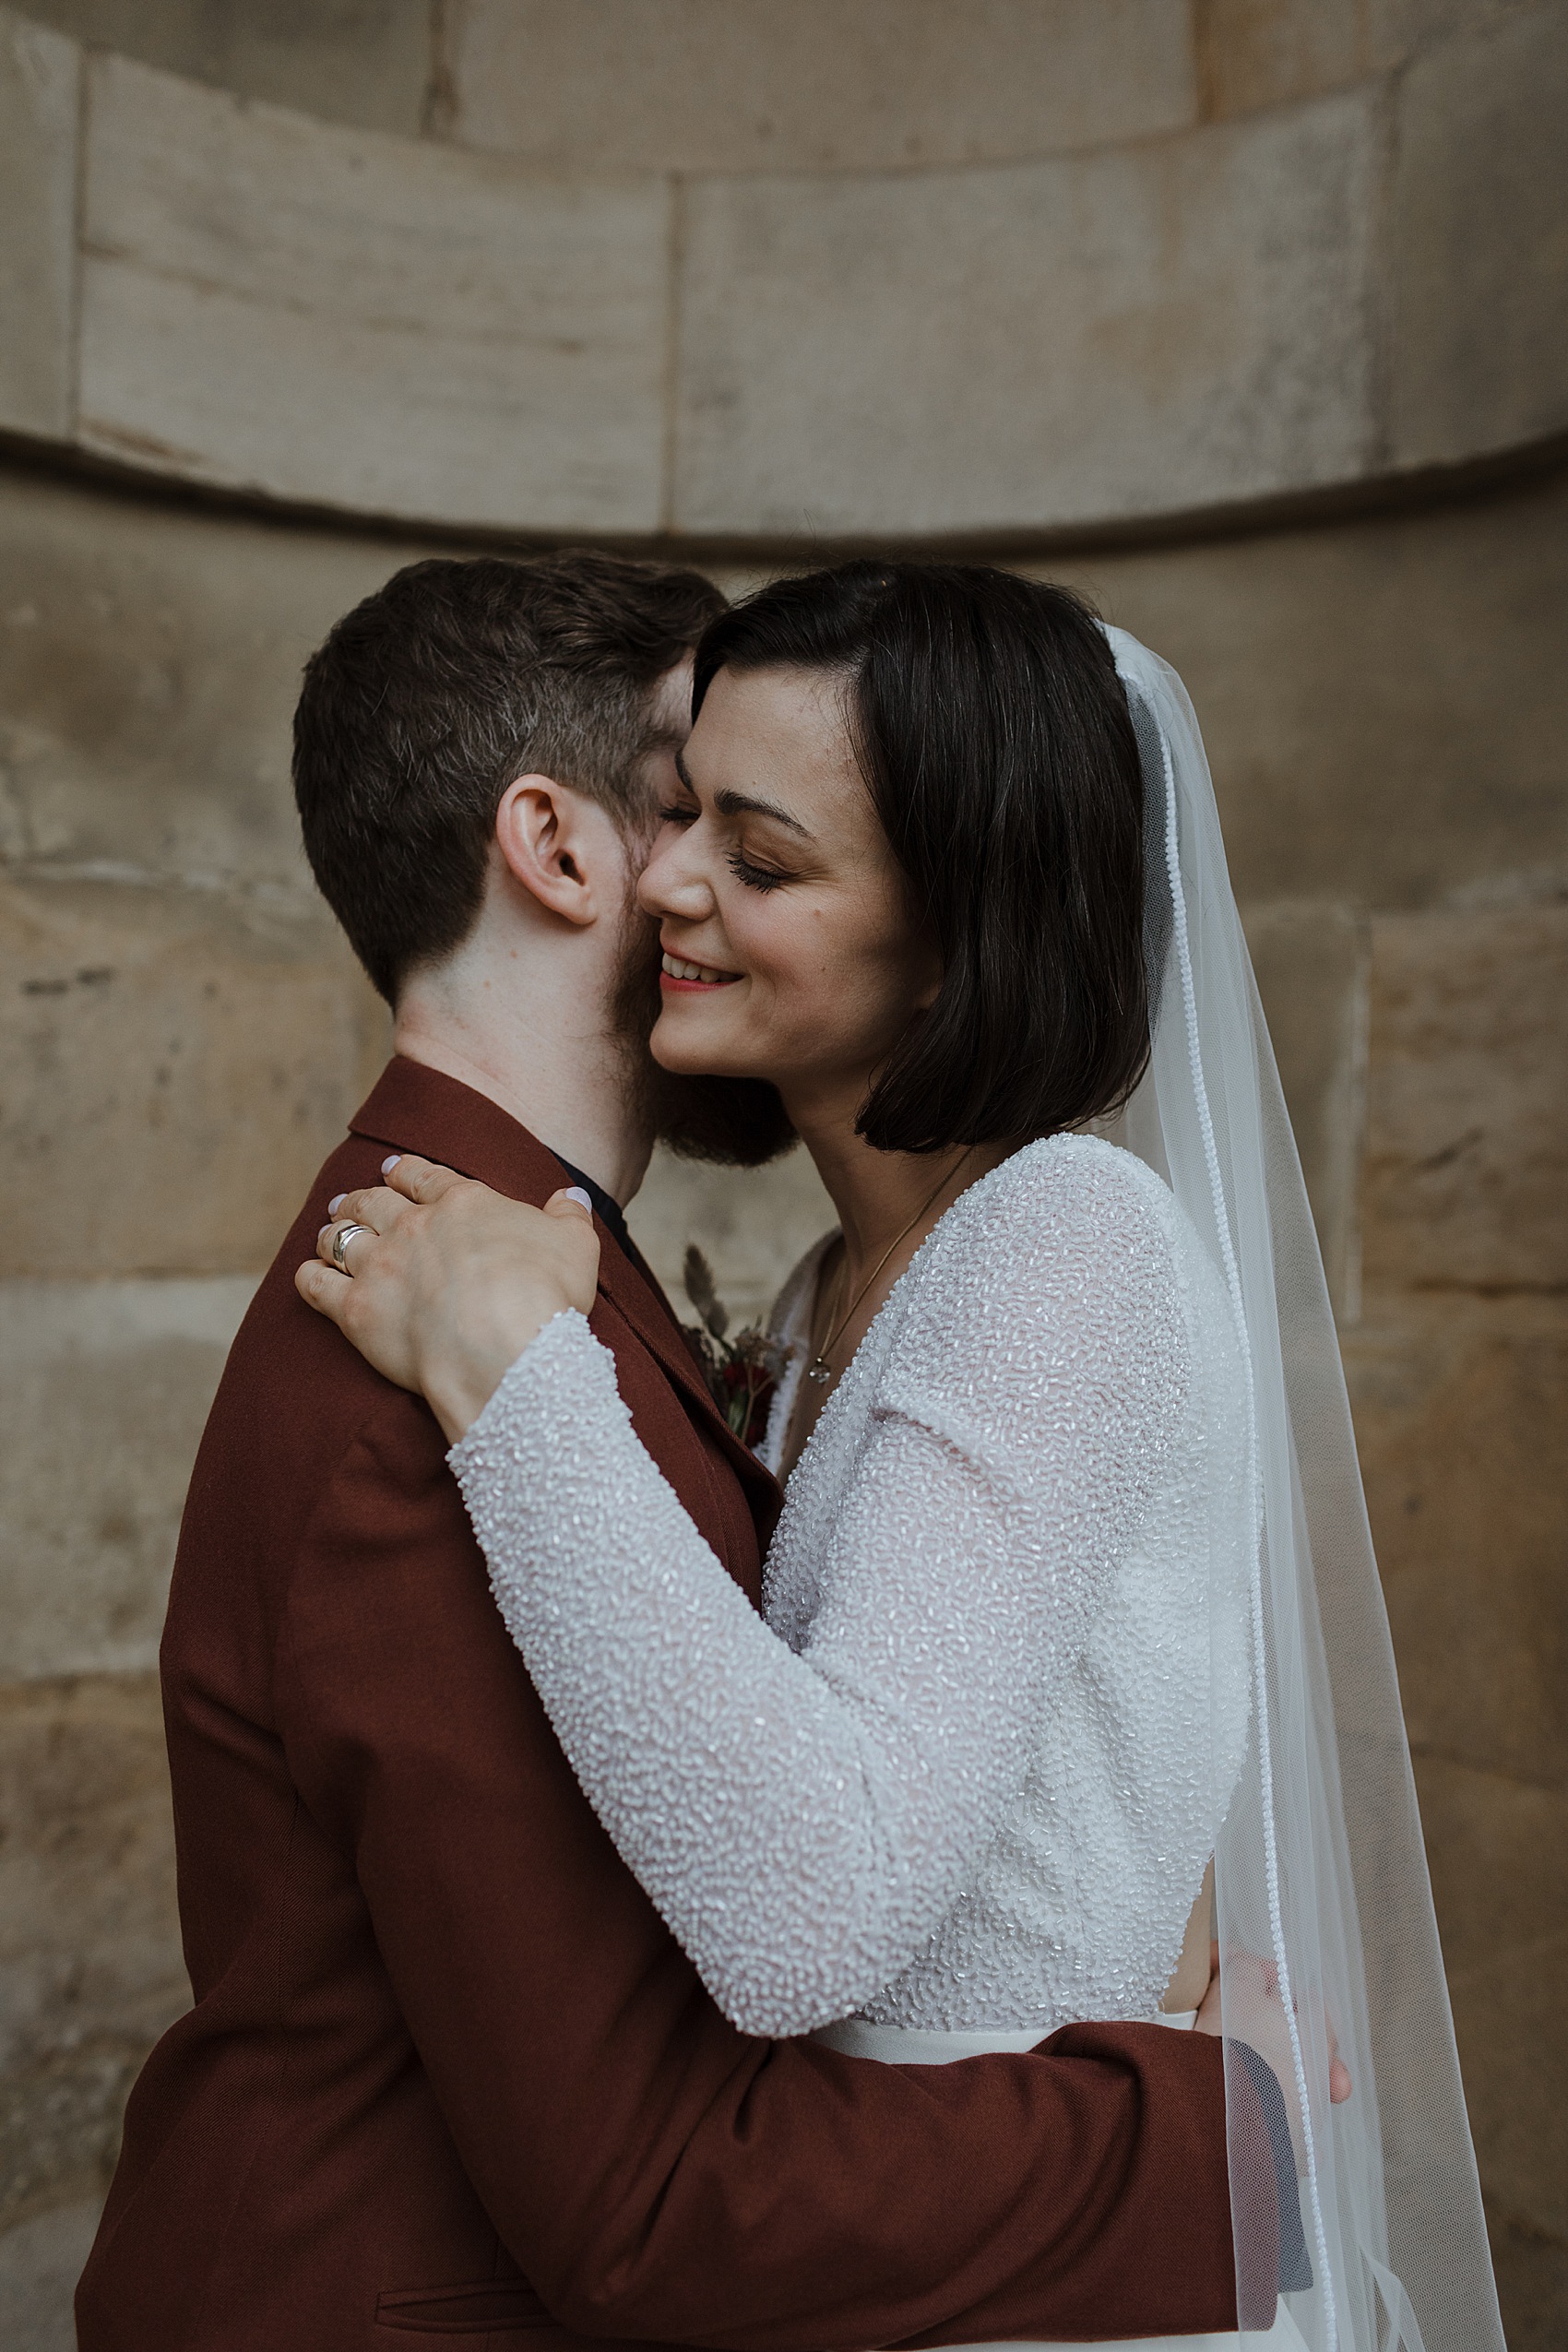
[
  {"x1": 0, "y1": 2195, "x2": 99, "y2": 2352},
  {"x1": 1195, "y1": 0, "x2": 1371, "y2": 116},
  {"x1": 1193, "y1": 0, "x2": 1538, "y2": 113},
  {"x1": 0, "y1": 1278, "x2": 255, "y2": 1680},
  {"x1": 1371, "y1": 0, "x2": 1547, "y2": 69},
  {"x1": 0, "y1": 875, "x2": 389, "y2": 1277},
  {"x1": 77, "y1": 55, "x2": 670, "y2": 533},
  {"x1": 1415, "y1": 1752, "x2": 1568, "y2": 1990},
  {"x1": 1452, "y1": 1920, "x2": 1568, "y2": 2264},
  {"x1": 23, "y1": 0, "x2": 435, "y2": 135},
  {"x1": 625, "y1": 1141, "x2": 835, "y2": 1333},
  {"x1": 673, "y1": 89, "x2": 1379, "y2": 539},
  {"x1": 1413, "y1": 1754, "x2": 1568, "y2": 2332},
  {"x1": 1241, "y1": 901, "x2": 1368, "y2": 1314},
  {"x1": 1039, "y1": 458, "x2": 1568, "y2": 910},
  {"x1": 1344, "y1": 1296, "x2": 1568, "y2": 1788},
  {"x1": 0, "y1": 9, "x2": 78, "y2": 439},
  {"x1": 1360, "y1": 904, "x2": 1568, "y2": 1294},
  {"x1": 1390, "y1": 5, "x2": 1568, "y2": 468},
  {"x1": 0, "y1": 1673, "x2": 186, "y2": 2229},
  {"x1": 446, "y1": 0, "x2": 1196, "y2": 173},
  {"x1": 0, "y1": 465, "x2": 434, "y2": 892},
  {"x1": 1485, "y1": 2215, "x2": 1566, "y2": 2352}
]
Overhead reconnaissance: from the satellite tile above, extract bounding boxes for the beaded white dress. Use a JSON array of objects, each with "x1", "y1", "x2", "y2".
[{"x1": 451, "y1": 1133, "x2": 1254, "y2": 2049}]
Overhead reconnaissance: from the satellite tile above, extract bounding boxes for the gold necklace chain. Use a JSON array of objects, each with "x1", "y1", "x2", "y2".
[{"x1": 805, "y1": 1150, "x2": 975, "y2": 1389}]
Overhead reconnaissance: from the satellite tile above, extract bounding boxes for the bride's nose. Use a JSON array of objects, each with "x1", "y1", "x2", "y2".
[{"x1": 637, "y1": 828, "x2": 713, "y2": 922}]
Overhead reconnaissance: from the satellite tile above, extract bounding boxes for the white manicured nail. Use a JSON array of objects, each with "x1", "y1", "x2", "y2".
[
  {"x1": 382, "y1": 1155, "x2": 401, "y2": 1174},
  {"x1": 327, "y1": 1194, "x2": 346, "y2": 1215},
  {"x1": 564, "y1": 1187, "x2": 593, "y2": 1212}
]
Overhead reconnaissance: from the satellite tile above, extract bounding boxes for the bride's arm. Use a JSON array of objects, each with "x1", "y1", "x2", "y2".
[{"x1": 450, "y1": 1164, "x2": 1187, "y2": 2038}]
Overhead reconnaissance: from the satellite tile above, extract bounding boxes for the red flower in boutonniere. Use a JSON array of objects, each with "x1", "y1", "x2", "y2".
[{"x1": 681, "y1": 1246, "x2": 790, "y2": 1454}]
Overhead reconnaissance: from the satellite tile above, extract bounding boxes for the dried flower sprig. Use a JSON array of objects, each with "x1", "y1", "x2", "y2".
[{"x1": 682, "y1": 1245, "x2": 790, "y2": 1453}]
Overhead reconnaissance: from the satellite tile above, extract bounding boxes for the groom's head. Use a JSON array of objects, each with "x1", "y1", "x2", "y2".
[
  {"x1": 293, "y1": 552, "x2": 792, "y2": 1165},
  {"x1": 294, "y1": 552, "x2": 719, "y2": 1003}
]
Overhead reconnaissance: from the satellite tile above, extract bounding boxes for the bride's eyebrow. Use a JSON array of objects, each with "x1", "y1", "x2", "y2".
[
  {"x1": 713, "y1": 786, "x2": 813, "y2": 838},
  {"x1": 673, "y1": 748, "x2": 814, "y2": 838}
]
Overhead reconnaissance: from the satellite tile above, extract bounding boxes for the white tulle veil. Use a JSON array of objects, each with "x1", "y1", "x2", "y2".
[{"x1": 1099, "y1": 626, "x2": 1504, "y2": 2352}]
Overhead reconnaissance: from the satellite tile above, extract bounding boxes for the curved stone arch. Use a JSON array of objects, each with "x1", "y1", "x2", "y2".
[{"x1": 1, "y1": 1, "x2": 1563, "y2": 543}]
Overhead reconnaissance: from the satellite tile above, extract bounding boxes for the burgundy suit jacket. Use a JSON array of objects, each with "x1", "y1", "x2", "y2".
[{"x1": 77, "y1": 1057, "x2": 1257, "y2": 2352}]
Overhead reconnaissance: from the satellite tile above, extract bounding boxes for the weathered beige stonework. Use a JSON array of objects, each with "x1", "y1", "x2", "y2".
[
  {"x1": 1037, "y1": 467, "x2": 1568, "y2": 911},
  {"x1": 0, "y1": 2196, "x2": 99, "y2": 2352},
  {"x1": 0, "y1": 465, "x2": 434, "y2": 889},
  {"x1": 0, "y1": 1675, "x2": 186, "y2": 2232},
  {"x1": 1194, "y1": 0, "x2": 1546, "y2": 113},
  {"x1": 1351, "y1": 1294, "x2": 1566, "y2": 1785},
  {"x1": 0, "y1": 12, "x2": 76, "y2": 438},
  {"x1": 77, "y1": 54, "x2": 672, "y2": 530},
  {"x1": 672, "y1": 89, "x2": 1381, "y2": 538},
  {"x1": 0, "y1": 875, "x2": 388, "y2": 1277},
  {"x1": 445, "y1": 0, "x2": 1200, "y2": 172},
  {"x1": 5, "y1": 2, "x2": 1565, "y2": 539},
  {"x1": 1362, "y1": 904, "x2": 1568, "y2": 1295},
  {"x1": 1413, "y1": 1742, "x2": 1568, "y2": 2314},
  {"x1": 0, "y1": 1279, "x2": 255, "y2": 1680},
  {"x1": 1389, "y1": 6, "x2": 1568, "y2": 469},
  {"x1": 20, "y1": 0, "x2": 435, "y2": 133}
]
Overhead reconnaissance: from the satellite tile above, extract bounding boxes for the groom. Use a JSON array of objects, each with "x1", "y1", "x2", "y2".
[{"x1": 77, "y1": 553, "x2": 1277, "y2": 2349}]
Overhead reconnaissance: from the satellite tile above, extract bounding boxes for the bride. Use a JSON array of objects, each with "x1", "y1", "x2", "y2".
[{"x1": 303, "y1": 563, "x2": 1502, "y2": 2352}]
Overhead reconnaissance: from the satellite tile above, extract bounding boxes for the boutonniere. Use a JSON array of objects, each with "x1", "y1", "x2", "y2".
[{"x1": 681, "y1": 1246, "x2": 790, "y2": 1453}]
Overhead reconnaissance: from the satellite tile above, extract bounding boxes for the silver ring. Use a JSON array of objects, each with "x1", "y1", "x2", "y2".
[{"x1": 330, "y1": 1221, "x2": 369, "y2": 1273}]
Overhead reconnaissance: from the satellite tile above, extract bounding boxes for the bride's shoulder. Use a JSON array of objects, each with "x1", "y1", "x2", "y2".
[
  {"x1": 885, "y1": 1136, "x2": 1194, "y2": 1448},
  {"x1": 938, "y1": 1132, "x2": 1180, "y2": 1273},
  {"x1": 899, "y1": 1134, "x2": 1192, "y2": 1364}
]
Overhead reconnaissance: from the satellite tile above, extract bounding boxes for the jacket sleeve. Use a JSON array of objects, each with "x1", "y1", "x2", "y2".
[{"x1": 277, "y1": 1393, "x2": 1252, "y2": 2350}]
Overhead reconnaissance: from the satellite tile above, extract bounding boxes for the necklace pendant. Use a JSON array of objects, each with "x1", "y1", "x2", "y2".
[{"x1": 805, "y1": 1355, "x2": 833, "y2": 1386}]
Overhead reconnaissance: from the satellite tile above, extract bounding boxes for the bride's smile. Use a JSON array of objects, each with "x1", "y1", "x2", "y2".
[{"x1": 658, "y1": 952, "x2": 741, "y2": 988}]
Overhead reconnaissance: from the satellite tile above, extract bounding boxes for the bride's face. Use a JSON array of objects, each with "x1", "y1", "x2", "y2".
[{"x1": 636, "y1": 664, "x2": 939, "y2": 1109}]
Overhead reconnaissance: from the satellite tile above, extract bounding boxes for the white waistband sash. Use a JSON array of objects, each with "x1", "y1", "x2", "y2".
[
  {"x1": 804, "y1": 2012, "x2": 1305, "y2": 2352},
  {"x1": 809, "y1": 2010, "x2": 1198, "y2": 2065}
]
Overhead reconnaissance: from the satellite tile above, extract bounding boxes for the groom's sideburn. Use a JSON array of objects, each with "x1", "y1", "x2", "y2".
[{"x1": 77, "y1": 1053, "x2": 1271, "y2": 2352}]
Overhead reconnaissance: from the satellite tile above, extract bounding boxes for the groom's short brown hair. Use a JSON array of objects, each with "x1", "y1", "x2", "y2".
[{"x1": 294, "y1": 552, "x2": 724, "y2": 1004}]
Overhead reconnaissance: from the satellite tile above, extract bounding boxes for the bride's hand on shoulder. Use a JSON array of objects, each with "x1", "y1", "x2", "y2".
[{"x1": 297, "y1": 1153, "x2": 600, "y2": 1443}]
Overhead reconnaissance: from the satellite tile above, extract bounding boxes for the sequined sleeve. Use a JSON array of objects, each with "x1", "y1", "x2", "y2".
[{"x1": 450, "y1": 1158, "x2": 1188, "y2": 2037}]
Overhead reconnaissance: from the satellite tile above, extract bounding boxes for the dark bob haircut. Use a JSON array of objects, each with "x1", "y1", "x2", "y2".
[{"x1": 691, "y1": 561, "x2": 1148, "y2": 1155}]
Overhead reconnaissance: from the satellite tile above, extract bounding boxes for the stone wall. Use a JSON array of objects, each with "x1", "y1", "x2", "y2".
[
  {"x1": 5, "y1": 2, "x2": 1566, "y2": 537},
  {"x1": 0, "y1": 3, "x2": 1563, "y2": 2347}
]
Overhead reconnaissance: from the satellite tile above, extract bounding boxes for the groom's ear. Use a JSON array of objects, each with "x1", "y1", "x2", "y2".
[{"x1": 493, "y1": 776, "x2": 624, "y2": 930}]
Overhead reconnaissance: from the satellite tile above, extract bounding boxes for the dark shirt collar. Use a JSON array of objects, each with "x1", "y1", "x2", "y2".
[{"x1": 552, "y1": 1151, "x2": 638, "y2": 1267}]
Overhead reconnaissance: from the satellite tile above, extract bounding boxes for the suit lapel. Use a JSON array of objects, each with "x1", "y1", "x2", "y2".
[
  {"x1": 350, "y1": 1059, "x2": 784, "y2": 1529},
  {"x1": 591, "y1": 1238, "x2": 782, "y2": 1520}
]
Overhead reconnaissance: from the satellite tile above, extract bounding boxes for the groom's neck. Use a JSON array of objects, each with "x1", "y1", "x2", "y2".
[{"x1": 391, "y1": 933, "x2": 653, "y2": 1207}]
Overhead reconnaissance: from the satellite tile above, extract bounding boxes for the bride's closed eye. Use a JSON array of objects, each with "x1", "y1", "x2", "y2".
[{"x1": 727, "y1": 849, "x2": 789, "y2": 893}]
